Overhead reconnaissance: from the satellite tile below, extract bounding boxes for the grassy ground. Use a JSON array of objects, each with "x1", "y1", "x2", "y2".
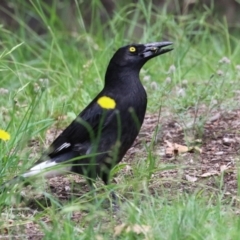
[{"x1": 1, "y1": 1, "x2": 240, "y2": 239}]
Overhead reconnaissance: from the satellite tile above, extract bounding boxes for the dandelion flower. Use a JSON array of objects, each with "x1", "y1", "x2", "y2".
[{"x1": 0, "y1": 129, "x2": 10, "y2": 141}]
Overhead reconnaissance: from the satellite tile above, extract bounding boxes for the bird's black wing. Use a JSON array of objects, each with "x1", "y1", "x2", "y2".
[{"x1": 41, "y1": 100, "x2": 115, "y2": 161}]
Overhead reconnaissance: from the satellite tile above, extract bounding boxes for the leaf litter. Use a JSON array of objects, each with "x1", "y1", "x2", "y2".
[{"x1": 2, "y1": 107, "x2": 240, "y2": 238}]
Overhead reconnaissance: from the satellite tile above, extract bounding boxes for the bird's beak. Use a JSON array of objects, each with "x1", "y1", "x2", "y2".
[{"x1": 140, "y1": 42, "x2": 173, "y2": 58}]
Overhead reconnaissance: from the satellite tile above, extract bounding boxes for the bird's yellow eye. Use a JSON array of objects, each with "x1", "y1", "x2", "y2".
[{"x1": 129, "y1": 46, "x2": 136, "y2": 52}]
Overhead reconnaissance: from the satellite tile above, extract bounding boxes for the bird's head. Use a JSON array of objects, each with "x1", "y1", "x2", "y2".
[{"x1": 110, "y1": 41, "x2": 173, "y2": 68}]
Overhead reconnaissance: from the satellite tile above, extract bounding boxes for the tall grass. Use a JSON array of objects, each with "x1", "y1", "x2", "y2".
[{"x1": 0, "y1": 0, "x2": 240, "y2": 239}]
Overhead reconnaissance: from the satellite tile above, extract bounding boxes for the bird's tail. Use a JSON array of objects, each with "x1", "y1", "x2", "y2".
[
  {"x1": 0, "y1": 159, "x2": 72, "y2": 193},
  {"x1": 0, "y1": 152, "x2": 97, "y2": 192}
]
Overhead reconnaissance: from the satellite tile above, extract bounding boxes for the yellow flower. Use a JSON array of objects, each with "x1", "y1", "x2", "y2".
[{"x1": 0, "y1": 129, "x2": 10, "y2": 141}]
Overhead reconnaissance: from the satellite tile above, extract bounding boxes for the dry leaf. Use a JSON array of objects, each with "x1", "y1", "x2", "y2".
[
  {"x1": 56, "y1": 115, "x2": 67, "y2": 120},
  {"x1": 223, "y1": 137, "x2": 235, "y2": 146},
  {"x1": 220, "y1": 165, "x2": 228, "y2": 172},
  {"x1": 165, "y1": 140, "x2": 173, "y2": 148},
  {"x1": 96, "y1": 235, "x2": 104, "y2": 240},
  {"x1": 125, "y1": 165, "x2": 133, "y2": 173},
  {"x1": 208, "y1": 112, "x2": 221, "y2": 123},
  {"x1": 191, "y1": 146, "x2": 202, "y2": 153},
  {"x1": 214, "y1": 151, "x2": 224, "y2": 156},
  {"x1": 199, "y1": 170, "x2": 220, "y2": 178},
  {"x1": 165, "y1": 147, "x2": 174, "y2": 157},
  {"x1": 185, "y1": 174, "x2": 198, "y2": 182},
  {"x1": 220, "y1": 164, "x2": 233, "y2": 173},
  {"x1": 114, "y1": 224, "x2": 151, "y2": 237},
  {"x1": 127, "y1": 224, "x2": 151, "y2": 235},
  {"x1": 164, "y1": 140, "x2": 196, "y2": 157},
  {"x1": 114, "y1": 223, "x2": 126, "y2": 236},
  {"x1": 175, "y1": 143, "x2": 189, "y2": 153}
]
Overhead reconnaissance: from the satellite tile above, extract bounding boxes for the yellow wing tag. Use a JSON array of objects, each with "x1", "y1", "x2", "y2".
[{"x1": 97, "y1": 96, "x2": 116, "y2": 109}]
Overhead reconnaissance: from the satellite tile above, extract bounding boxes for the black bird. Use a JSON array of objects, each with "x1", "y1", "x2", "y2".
[{"x1": 3, "y1": 42, "x2": 173, "y2": 190}]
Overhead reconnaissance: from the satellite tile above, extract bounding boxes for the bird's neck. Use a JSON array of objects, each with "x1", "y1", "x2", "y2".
[{"x1": 104, "y1": 63, "x2": 141, "y2": 89}]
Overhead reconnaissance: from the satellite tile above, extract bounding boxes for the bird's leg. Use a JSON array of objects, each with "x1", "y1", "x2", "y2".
[
  {"x1": 101, "y1": 173, "x2": 120, "y2": 210},
  {"x1": 109, "y1": 190, "x2": 120, "y2": 212}
]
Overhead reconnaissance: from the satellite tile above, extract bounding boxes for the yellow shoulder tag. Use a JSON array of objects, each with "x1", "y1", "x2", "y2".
[{"x1": 97, "y1": 96, "x2": 116, "y2": 109}]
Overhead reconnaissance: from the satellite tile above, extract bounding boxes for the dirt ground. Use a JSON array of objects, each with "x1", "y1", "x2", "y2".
[{"x1": 1, "y1": 107, "x2": 240, "y2": 239}]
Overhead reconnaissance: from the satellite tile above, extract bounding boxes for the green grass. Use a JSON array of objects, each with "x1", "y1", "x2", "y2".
[{"x1": 1, "y1": 0, "x2": 240, "y2": 239}]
